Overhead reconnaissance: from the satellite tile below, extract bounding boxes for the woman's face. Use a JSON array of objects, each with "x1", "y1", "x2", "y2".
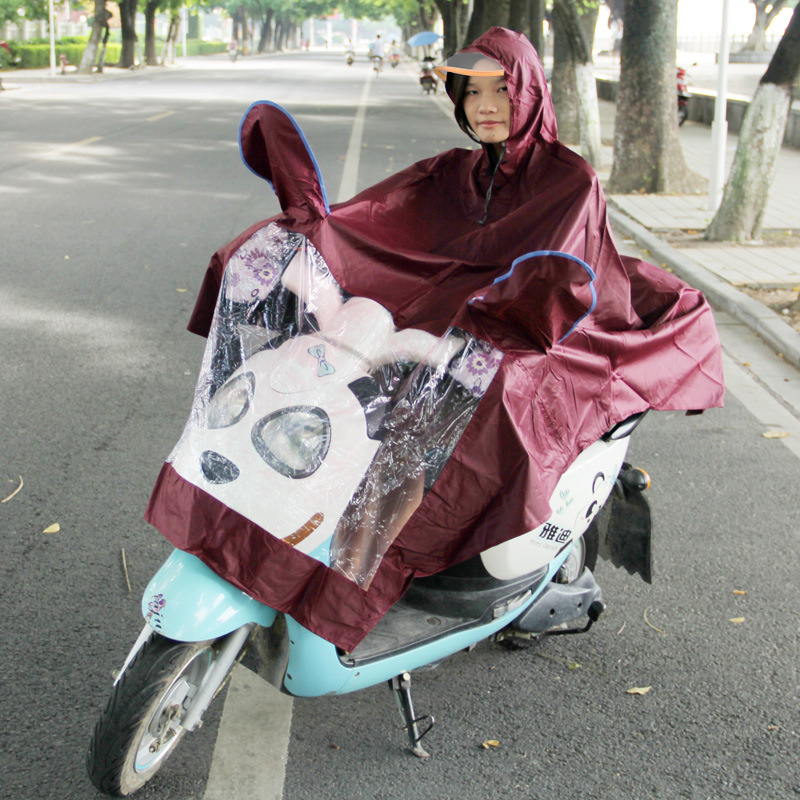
[{"x1": 462, "y1": 60, "x2": 510, "y2": 148}]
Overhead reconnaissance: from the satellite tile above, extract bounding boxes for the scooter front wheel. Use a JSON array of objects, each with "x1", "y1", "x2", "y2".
[{"x1": 87, "y1": 633, "x2": 219, "y2": 796}]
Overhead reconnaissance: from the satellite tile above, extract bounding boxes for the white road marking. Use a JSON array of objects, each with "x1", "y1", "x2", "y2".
[
  {"x1": 203, "y1": 667, "x2": 292, "y2": 800},
  {"x1": 711, "y1": 310, "x2": 800, "y2": 459},
  {"x1": 721, "y1": 352, "x2": 800, "y2": 460},
  {"x1": 336, "y1": 70, "x2": 373, "y2": 203}
]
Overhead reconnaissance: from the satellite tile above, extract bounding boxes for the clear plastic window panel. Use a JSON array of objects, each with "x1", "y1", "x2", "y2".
[{"x1": 168, "y1": 224, "x2": 503, "y2": 589}]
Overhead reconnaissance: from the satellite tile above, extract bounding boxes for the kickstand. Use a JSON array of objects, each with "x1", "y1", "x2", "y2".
[{"x1": 389, "y1": 672, "x2": 435, "y2": 758}]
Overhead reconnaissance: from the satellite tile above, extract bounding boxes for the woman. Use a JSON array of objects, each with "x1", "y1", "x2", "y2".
[{"x1": 148, "y1": 28, "x2": 724, "y2": 650}]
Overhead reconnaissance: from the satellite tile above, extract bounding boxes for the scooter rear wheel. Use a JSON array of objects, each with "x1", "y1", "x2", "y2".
[
  {"x1": 555, "y1": 521, "x2": 598, "y2": 584},
  {"x1": 87, "y1": 633, "x2": 218, "y2": 796}
]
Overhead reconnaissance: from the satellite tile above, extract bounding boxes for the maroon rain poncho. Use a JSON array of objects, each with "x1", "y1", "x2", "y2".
[{"x1": 145, "y1": 27, "x2": 724, "y2": 650}]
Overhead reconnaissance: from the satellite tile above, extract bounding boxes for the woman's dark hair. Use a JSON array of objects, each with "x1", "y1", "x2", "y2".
[{"x1": 446, "y1": 72, "x2": 480, "y2": 144}]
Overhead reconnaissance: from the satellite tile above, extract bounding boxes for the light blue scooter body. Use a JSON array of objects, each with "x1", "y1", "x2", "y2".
[
  {"x1": 141, "y1": 543, "x2": 570, "y2": 696},
  {"x1": 283, "y1": 552, "x2": 567, "y2": 697},
  {"x1": 141, "y1": 549, "x2": 277, "y2": 641}
]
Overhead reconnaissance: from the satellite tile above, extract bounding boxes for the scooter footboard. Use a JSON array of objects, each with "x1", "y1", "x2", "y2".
[{"x1": 141, "y1": 549, "x2": 277, "y2": 642}]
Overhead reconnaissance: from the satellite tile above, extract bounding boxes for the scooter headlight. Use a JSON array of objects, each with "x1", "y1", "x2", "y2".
[
  {"x1": 206, "y1": 372, "x2": 255, "y2": 429},
  {"x1": 251, "y1": 406, "x2": 331, "y2": 479}
]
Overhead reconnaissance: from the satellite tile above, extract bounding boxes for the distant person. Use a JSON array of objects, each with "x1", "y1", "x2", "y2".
[
  {"x1": 369, "y1": 34, "x2": 384, "y2": 60},
  {"x1": 369, "y1": 34, "x2": 384, "y2": 73}
]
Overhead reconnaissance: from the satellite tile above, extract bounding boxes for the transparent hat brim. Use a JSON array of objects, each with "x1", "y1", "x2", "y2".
[{"x1": 433, "y1": 53, "x2": 504, "y2": 81}]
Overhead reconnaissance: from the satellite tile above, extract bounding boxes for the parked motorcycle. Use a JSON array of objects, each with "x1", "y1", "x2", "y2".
[
  {"x1": 420, "y1": 55, "x2": 438, "y2": 94},
  {"x1": 85, "y1": 222, "x2": 653, "y2": 796},
  {"x1": 677, "y1": 67, "x2": 690, "y2": 125}
]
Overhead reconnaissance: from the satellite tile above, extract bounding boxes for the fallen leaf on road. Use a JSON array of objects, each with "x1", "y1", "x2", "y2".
[
  {"x1": 762, "y1": 431, "x2": 790, "y2": 439},
  {"x1": 643, "y1": 606, "x2": 665, "y2": 634},
  {"x1": 1, "y1": 475, "x2": 23, "y2": 504},
  {"x1": 482, "y1": 740, "x2": 500, "y2": 749},
  {"x1": 733, "y1": 590, "x2": 747, "y2": 596},
  {"x1": 626, "y1": 686, "x2": 652, "y2": 696},
  {"x1": 176, "y1": 288, "x2": 188, "y2": 293},
  {"x1": 729, "y1": 617, "x2": 746, "y2": 624},
  {"x1": 42, "y1": 523, "x2": 61, "y2": 534}
]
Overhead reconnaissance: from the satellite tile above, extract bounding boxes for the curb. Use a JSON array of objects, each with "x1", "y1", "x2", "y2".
[{"x1": 607, "y1": 201, "x2": 800, "y2": 370}]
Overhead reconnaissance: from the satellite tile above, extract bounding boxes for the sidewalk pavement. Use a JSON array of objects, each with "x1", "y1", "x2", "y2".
[{"x1": 0, "y1": 64, "x2": 145, "y2": 85}]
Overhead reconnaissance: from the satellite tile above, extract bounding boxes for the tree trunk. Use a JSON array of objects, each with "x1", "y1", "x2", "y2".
[
  {"x1": 77, "y1": 2, "x2": 109, "y2": 74},
  {"x1": 508, "y1": 0, "x2": 530, "y2": 40},
  {"x1": 464, "y1": 0, "x2": 511, "y2": 44},
  {"x1": 265, "y1": 8, "x2": 275, "y2": 51},
  {"x1": 144, "y1": 0, "x2": 159, "y2": 67},
  {"x1": 97, "y1": 22, "x2": 111, "y2": 72},
  {"x1": 550, "y1": 0, "x2": 601, "y2": 167},
  {"x1": 706, "y1": 5, "x2": 800, "y2": 241},
  {"x1": 551, "y1": 9, "x2": 580, "y2": 143},
  {"x1": 529, "y1": 0, "x2": 545, "y2": 57},
  {"x1": 740, "y1": 0, "x2": 788, "y2": 52},
  {"x1": 434, "y1": 0, "x2": 469, "y2": 57},
  {"x1": 258, "y1": 16, "x2": 269, "y2": 53},
  {"x1": 160, "y1": 12, "x2": 179, "y2": 66},
  {"x1": 117, "y1": 0, "x2": 138, "y2": 68},
  {"x1": 607, "y1": 0, "x2": 703, "y2": 194},
  {"x1": 275, "y1": 19, "x2": 287, "y2": 51}
]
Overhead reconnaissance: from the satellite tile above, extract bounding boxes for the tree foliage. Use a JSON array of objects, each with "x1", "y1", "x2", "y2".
[{"x1": 1, "y1": 0, "x2": 60, "y2": 24}]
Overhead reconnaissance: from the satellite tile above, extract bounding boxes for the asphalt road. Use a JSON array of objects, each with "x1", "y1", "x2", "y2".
[{"x1": 1, "y1": 52, "x2": 798, "y2": 800}]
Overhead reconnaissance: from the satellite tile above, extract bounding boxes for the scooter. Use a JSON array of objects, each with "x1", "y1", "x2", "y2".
[
  {"x1": 420, "y1": 55, "x2": 438, "y2": 94},
  {"x1": 677, "y1": 67, "x2": 690, "y2": 125},
  {"x1": 86, "y1": 227, "x2": 653, "y2": 797},
  {"x1": 345, "y1": 48, "x2": 354, "y2": 66},
  {"x1": 390, "y1": 52, "x2": 400, "y2": 68}
]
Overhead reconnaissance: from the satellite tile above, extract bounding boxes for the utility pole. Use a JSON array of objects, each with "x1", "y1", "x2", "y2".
[{"x1": 708, "y1": 0, "x2": 732, "y2": 210}]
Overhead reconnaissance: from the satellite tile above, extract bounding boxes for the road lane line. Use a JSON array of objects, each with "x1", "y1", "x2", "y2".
[
  {"x1": 147, "y1": 110, "x2": 177, "y2": 123},
  {"x1": 45, "y1": 136, "x2": 103, "y2": 158},
  {"x1": 337, "y1": 70, "x2": 373, "y2": 203},
  {"x1": 203, "y1": 667, "x2": 292, "y2": 800}
]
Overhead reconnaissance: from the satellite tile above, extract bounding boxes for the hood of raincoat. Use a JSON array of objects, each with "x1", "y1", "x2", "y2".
[
  {"x1": 145, "y1": 27, "x2": 725, "y2": 651},
  {"x1": 445, "y1": 26, "x2": 558, "y2": 180}
]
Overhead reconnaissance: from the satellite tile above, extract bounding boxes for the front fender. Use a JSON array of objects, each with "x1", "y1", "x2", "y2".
[{"x1": 142, "y1": 550, "x2": 277, "y2": 642}]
